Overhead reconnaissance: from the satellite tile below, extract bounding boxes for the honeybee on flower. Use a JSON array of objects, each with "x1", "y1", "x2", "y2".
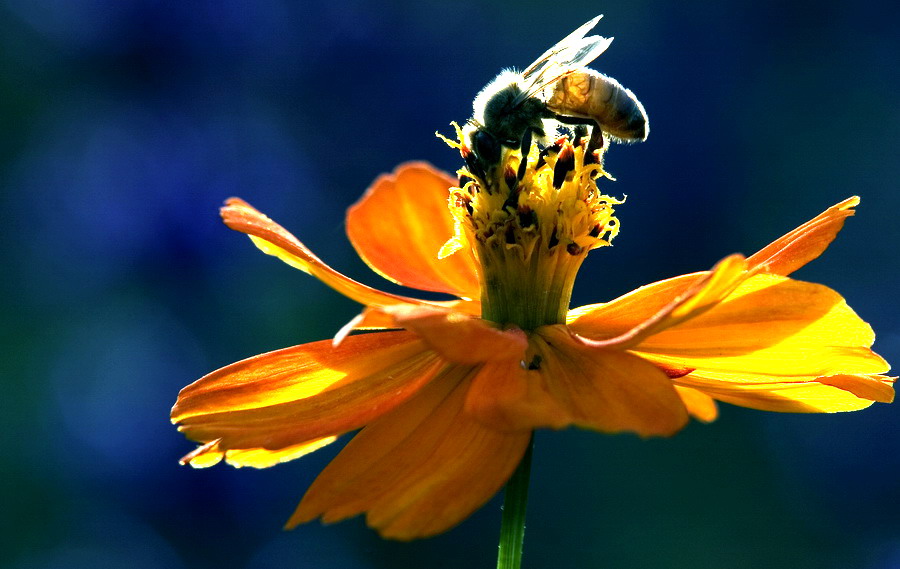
[
  {"x1": 171, "y1": 14, "x2": 893, "y2": 557},
  {"x1": 464, "y1": 15, "x2": 648, "y2": 176}
]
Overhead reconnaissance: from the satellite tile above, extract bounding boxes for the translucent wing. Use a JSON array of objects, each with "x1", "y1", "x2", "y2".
[{"x1": 515, "y1": 15, "x2": 613, "y2": 103}]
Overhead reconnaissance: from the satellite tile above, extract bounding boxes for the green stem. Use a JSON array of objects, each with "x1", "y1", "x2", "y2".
[{"x1": 497, "y1": 434, "x2": 534, "y2": 569}]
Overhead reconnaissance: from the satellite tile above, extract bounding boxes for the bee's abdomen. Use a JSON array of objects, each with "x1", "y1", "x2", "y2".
[{"x1": 547, "y1": 70, "x2": 648, "y2": 142}]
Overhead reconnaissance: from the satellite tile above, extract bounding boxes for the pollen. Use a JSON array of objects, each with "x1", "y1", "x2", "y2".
[{"x1": 440, "y1": 123, "x2": 623, "y2": 330}]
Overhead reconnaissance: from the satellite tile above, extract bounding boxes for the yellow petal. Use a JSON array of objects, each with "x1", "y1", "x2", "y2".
[
  {"x1": 817, "y1": 374, "x2": 895, "y2": 402},
  {"x1": 674, "y1": 386, "x2": 719, "y2": 423},
  {"x1": 568, "y1": 197, "x2": 861, "y2": 338},
  {"x1": 569, "y1": 254, "x2": 749, "y2": 349},
  {"x1": 377, "y1": 304, "x2": 528, "y2": 364},
  {"x1": 747, "y1": 196, "x2": 858, "y2": 276},
  {"x1": 220, "y1": 198, "x2": 435, "y2": 309},
  {"x1": 180, "y1": 436, "x2": 337, "y2": 469},
  {"x1": 632, "y1": 275, "x2": 889, "y2": 380},
  {"x1": 674, "y1": 374, "x2": 894, "y2": 413},
  {"x1": 287, "y1": 365, "x2": 531, "y2": 540},
  {"x1": 465, "y1": 326, "x2": 689, "y2": 436},
  {"x1": 172, "y1": 331, "x2": 442, "y2": 452},
  {"x1": 346, "y1": 162, "x2": 481, "y2": 299},
  {"x1": 332, "y1": 298, "x2": 483, "y2": 344}
]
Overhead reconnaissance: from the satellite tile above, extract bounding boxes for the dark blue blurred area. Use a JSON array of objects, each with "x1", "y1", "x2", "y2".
[{"x1": 3, "y1": 1, "x2": 898, "y2": 568}]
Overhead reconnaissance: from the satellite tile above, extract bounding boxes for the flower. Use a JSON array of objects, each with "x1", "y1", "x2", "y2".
[{"x1": 171, "y1": 128, "x2": 893, "y2": 541}]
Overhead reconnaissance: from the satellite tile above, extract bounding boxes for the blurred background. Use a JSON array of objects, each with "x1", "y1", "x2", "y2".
[{"x1": 2, "y1": 0, "x2": 898, "y2": 567}]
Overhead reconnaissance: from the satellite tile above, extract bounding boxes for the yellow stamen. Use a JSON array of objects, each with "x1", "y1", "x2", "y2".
[{"x1": 441, "y1": 124, "x2": 623, "y2": 330}]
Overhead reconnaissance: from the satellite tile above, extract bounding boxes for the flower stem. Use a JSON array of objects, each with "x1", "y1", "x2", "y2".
[{"x1": 497, "y1": 434, "x2": 534, "y2": 569}]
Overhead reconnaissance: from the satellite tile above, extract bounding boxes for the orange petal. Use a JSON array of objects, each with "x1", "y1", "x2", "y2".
[
  {"x1": 463, "y1": 357, "x2": 566, "y2": 431},
  {"x1": 377, "y1": 304, "x2": 528, "y2": 364},
  {"x1": 172, "y1": 331, "x2": 443, "y2": 452},
  {"x1": 332, "y1": 298, "x2": 483, "y2": 345},
  {"x1": 567, "y1": 197, "x2": 860, "y2": 338},
  {"x1": 287, "y1": 365, "x2": 531, "y2": 540},
  {"x1": 465, "y1": 326, "x2": 688, "y2": 436},
  {"x1": 220, "y1": 198, "x2": 433, "y2": 309},
  {"x1": 747, "y1": 196, "x2": 858, "y2": 276},
  {"x1": 673, "y1": 374, "x2": 894, "y2": 413},
  {"x1": 180, "y1": 436, "x2": 337, "y2": 469},
  {"x1": 817, "y1": 374, "x2": 895, "y2": 402},
  {"x1": 570, "y1": 254, "x2": 749, "y2": 349},
  {"x1": 632, "y1": 275, "x2": 890, "y2": 380},
  {"x1": 674, "y1": 386, "x2": 719, "y2": 423},
  {"x1": 346, "y1": 162, "x2": 481, "y2": 299}
]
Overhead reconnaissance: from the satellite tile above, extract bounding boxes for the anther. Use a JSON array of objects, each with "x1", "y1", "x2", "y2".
[
  {"x1": 553, "y1": 144, "x2": 576, "y2": 189},
  {"x1": 517, "y1": 205, "x2": 536, "y2": 228},
  {"x1": 502, "y1": 187, "x2": 520, "y2": 212},
  {"x1": 505, "y1": 224, "x2": 517, "y2": 245},
  {"x1": 548, "y1": 227, "x2": 559, "y2": 249},
  {"x1": 502, "y1": 163, "x2": 520, "y2": 211},
  {"x1": 536, "y1": 137, "x2": 565, "y2": 171},
  {"x1": 566, "y1": 243, "x2": 584, "y2": 256},
  {"x1": 504, "y1": 165, "x2": 518, "y2": 194},
  {"x1": 463, "y1": 150, "x2": 487, "y2": 189}
]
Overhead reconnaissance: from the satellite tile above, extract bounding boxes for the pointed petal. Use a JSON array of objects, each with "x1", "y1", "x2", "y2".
[
  {"x1": 632, "y1": 275, "x2": 890, "y2": 380},
  {"x1": 333, "y1": 298, "x2": 483, "y2": 343},
  {"x1": 817, "y1": 374, "x2": 895, "y2": 402},
  {"x1": 347, "y1": 163, "x2": 481, "y2": 299},
  {"x1": 180, "y1": 436, "x2": 337, "y2": 469},
  {"x1": 674, "y1": 374, "x2": 894, "y2": 413},
  {"x1": 287, "y1": 366, "x2": 531, "y2": 540},
  {"x1": 221, "y1": 198, "x2": 433, "y2": 309},
  {"x1": 568, "y1": 197, "x2": 860, "y2": 337},
  {"x1": 172, "y1": 331, "x2": 443, "y2": 452},
  {"x1": 747, "y1": 196, "x2": 858, "y2": 276},
  {"x1": 466, "y1": 326, "x2": 689, "y2": 436},
  {"x1": 570, "y1": 254, "x2": 749, "y2": 349},
  {"x1": 377, "y1": 304, "x2": 528, "y2": 364},
  {"x1": 674, "y1": 386, "x2": 718, "y2": 423}
]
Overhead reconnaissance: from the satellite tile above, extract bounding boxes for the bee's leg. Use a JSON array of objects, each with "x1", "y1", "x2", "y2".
[
  {"x1": 553, "y1": 115, "x2": 598, "y2": 145},
  {"x1": 520, "y1": 127, "x2": 534, "y2": 155},
  {"x1": 571, "y1": 125, "x2": 589, "y2": 147},
  {"x1": 553, "y1": 115, "x2": 595, "y2": 128},
  {"x1": 517, "y1": 127, "x2": 538, "y2": 181},
  {"x1": 553, "y1": 115, "x2": 605, "y2": 161},
  {"x1": 586, "y1": 123, "x2": 605, "y2": 155}
]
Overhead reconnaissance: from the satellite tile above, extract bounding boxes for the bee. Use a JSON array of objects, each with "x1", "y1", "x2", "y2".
[{"x1": 465, "y1": 15, "x2": 648, "y2": 174}]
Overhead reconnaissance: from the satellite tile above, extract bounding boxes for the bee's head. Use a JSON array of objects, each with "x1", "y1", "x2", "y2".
[
  {"x1": 473, "y1": 70, "x2": 552, "y2": 151},
  {"x1": 472, "y1": 70, "x2": 522, "y2": 131},
  {"x1": 470, "y1": 128, "x2": 501, "y2": 170}
]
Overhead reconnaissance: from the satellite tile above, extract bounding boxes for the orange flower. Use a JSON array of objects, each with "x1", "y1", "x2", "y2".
[{"x1": 172, "y1": 134, "x2": 893, "y2": 540}]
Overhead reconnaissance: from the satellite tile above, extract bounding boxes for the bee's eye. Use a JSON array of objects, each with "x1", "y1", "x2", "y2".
[{"x1": 472, "y1": 130, "x2": 501, "y2": 166}]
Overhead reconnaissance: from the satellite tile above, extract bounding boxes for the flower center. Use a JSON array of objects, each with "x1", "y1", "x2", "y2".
[{"x1": 440, "y1": 125, "x2": 622, "y2": 331}]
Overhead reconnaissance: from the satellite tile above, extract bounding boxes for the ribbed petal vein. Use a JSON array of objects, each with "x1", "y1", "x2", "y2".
[
  {"x1": 465, "y1": 325, "x2": 689, "y2": 436},
  {"x1": 632, "y1": 275, "x2": 888, "y2": 378},
  {"x1": 287, "y1": 365, "x2": 531, "y2": 540},
  {"x1": 172, "y1": 331, "x2": 442, "y2": 452},
  {"x1": 347, "y1": 162, "x2": 481, "y2": 299},
  {"x1": 221, "y1": 198, "x2": 435, "y2": 309}
]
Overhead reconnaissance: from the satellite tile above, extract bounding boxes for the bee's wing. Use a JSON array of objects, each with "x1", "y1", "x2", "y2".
[
  {"x1": 516, "y1": 15, "x2": 613, "y2": 102},
  {"x1": 521, "y1": 15, "x2": 605, "y2": 78}
]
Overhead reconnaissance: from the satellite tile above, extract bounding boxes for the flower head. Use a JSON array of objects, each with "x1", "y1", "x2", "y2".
[{"x1": 171, "y1": 125, "x2": 893, "y2": 540}]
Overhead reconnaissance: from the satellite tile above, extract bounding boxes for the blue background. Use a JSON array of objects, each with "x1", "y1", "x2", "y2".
[{"x1": 2, "y1": 1, "x2": 898, "y2": 568}]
